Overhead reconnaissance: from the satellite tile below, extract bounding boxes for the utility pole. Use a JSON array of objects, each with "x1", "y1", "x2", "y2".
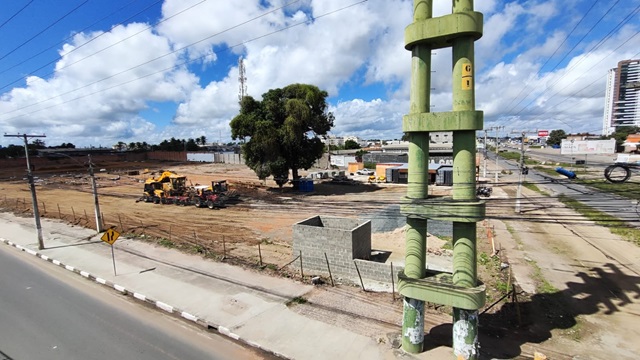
[
  {"x1": 4, "y1": 134, "x2": 46, "y2": 250},
  {"x1": 400, "y1": 1, "x2": 485, "y2": 358},
  {"x1": 488, "y1": 126, "x2": 504, "y2": 168},
  {"x1": 88, "y1": 155, "x2": 103, "y2": 232},
  {"x1": 482, "y1": 130, "x2": 488, "y2": 178},
  {"x1": 513, "y1": 130, "x2": 535, "y2": 213},
  {"x1": 515, "y1": 131, "x2": 525, "y2": 213}
]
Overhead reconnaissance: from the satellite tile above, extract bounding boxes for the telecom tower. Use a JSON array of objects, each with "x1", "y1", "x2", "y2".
[{"x1": 238, "y1": 56, "x2": 247, "y2": 102}]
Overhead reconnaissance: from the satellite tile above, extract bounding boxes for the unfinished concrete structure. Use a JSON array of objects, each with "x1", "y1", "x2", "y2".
[{"x1": 293, "y1": 216, "x2": 401, "y2": 284}]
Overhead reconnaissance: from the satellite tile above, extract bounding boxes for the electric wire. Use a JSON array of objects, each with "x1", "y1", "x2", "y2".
[
  {"x1": 492, "y1": 1, "x2": 640, "y2": 130},
  {"x1": 0, "y1": 0, "x2": 90, "y2": 62},
  {"x1": 0, "y1": 0, "x2": 367, "y2": 123},
  {"x1": 501, "y1": 0, "x2": 601, "y2": 115},
  {"x1": 508, "y1": 0, "x2": 625, "y2": 120},
  {"x1": 0, "y1": 0, "x2": 34, "y2": 30},
  {"x1": 0, "y1": 0, "x2": 155, "y2": 83}
]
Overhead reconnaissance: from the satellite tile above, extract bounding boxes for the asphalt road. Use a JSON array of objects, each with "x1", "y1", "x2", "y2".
[
  {"x1": 493, "y1": 152, "x2": 640, "y2": 228},
  {"x1": 0, "y1": 245, "x2": 268, "y2": 360}
]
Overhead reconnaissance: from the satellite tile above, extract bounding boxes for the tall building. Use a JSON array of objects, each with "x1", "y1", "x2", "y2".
[{"x1": 603, "y1": 59, "x2": 640, "y2": 135}]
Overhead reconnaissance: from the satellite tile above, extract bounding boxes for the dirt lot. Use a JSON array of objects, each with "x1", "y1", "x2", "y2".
[
  {"x1": 0, "y1": 160, "x2": 417, "y2": 269},
  {"x1": 2, "y1": 159, "x2": 639, "y2": 359}
]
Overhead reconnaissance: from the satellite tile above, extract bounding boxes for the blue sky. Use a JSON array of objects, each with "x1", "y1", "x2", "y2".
[{"x1": 0, "y1": 0, "x2": 638, "y2": 147}]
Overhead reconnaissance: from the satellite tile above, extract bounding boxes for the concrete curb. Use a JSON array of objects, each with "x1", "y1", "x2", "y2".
[{"x1": 0, "y1": 237, "x2": 290, "y2": 359}]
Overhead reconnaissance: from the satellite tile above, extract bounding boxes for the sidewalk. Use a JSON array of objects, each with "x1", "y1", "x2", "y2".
[{"x1": 0, "y1": 212, "x2": 456, "y2": 360}]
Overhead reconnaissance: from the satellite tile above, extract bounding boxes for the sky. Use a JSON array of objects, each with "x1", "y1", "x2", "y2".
[{"x1": 0, "y1": 0, "x2": 638, "y2": 148}]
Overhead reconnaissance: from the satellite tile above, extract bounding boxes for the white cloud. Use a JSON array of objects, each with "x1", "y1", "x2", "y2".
[{"x1": 0, "y1": 0, "x2": 638, "y2": 147}]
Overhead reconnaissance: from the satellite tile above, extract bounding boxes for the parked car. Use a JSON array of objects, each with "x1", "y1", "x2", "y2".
[{"x1": 356, "y1": 169, "x2": 374, "y2": 175}]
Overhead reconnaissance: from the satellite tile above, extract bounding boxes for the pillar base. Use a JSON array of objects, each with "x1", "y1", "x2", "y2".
[{"x1": 397, "y1": 270, "x2": 485, "y2": 310}]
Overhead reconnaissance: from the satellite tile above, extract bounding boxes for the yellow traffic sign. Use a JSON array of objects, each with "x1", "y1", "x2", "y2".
[{"x1": 101, "y1": 228, "x2": 120, "y2": 245}]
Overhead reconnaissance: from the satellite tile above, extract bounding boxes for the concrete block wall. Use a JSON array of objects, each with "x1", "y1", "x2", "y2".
[{"x1": 293, "y1": 215, "x2": 401, "y2": 286}]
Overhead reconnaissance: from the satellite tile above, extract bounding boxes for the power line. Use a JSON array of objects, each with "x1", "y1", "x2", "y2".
[
  {"x1": 501, "y1": 0, "x2": 601, "y2": 115},
  {"x1": 508, "y1": 0, "x2": 624, "y2": 119},
  {"x1": 0, "y1": 0, "x2": 90, "y2": 62},
  {"x1": 0, "y1": 0, "x2": 153, "y2": 80},
  {"x1": 0, "y1": 0, "x2": 34, "y2": 30},
  {"x1": 0, "y1": 0, "x2": 366, "y2": 122},
  {"x1": 494, "y1": 1, "x2": 639, "y2": 130}
]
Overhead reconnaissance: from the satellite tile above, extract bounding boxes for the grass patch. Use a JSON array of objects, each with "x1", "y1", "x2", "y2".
[
  {"x1": 558, "y1": 194, "x2": 640, "y2": 246},
  {"x1": 532, "y1": 263, "x2": 558, "y2": 294},
  {"x1": 158, "y1": 238, "x2": 175, "y2": 248},
  {"x1": 579, "y1": 179, "x2": 640, "y2": 200},
  {"x1": 286, "y1": 296, "x2": 308, "y2": 306},
  {"x1": 440, "y1": 235, "x2": 453, "y2": 250},
  {"x1": 504, "y1": 223, "x2": 523, "y2": 246},
  {"x1": 523, "y1": 181, "x2": 549, "y2": 196}
]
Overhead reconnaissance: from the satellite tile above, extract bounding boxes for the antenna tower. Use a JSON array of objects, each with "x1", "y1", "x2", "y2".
[{"x1": 238, "y1": 56, "x2": 247, "y2": 102}]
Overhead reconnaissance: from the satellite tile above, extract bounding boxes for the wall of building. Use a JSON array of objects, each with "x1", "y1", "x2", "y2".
[{"x1": 292, "y1": 216, "x2": 404, "y2": 285}]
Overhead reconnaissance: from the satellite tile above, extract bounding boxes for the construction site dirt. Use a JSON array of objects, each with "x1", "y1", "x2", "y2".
[{"x1": 1, "y1": 159, "x2": 638, "y2": 359}]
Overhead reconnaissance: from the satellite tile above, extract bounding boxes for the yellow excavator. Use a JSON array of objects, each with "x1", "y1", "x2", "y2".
[{"x1": 142, "y1": 171, "x2": 188, "y2": 203}]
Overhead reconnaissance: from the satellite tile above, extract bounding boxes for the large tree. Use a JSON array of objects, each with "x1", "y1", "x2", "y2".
[
  {"x1": 230, "y1": 84, "x2": 334, "y2": 185},
  {"x1": 547, "y1": 129, "x2": 567, "y2": 146}
]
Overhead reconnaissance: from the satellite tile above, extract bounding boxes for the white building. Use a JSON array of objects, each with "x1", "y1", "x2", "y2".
[{"x1": 603, "y1": 59, "x2": 640, "y2": 135}]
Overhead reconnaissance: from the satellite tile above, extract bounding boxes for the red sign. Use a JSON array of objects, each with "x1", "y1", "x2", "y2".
[{"x1": 538, "y1": 130, "x2": 549, "y2": 137}]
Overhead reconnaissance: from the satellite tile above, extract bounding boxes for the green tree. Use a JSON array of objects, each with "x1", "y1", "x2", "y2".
[
  {"x1": 344, "y1": 139, "x2": 361, "y2": 150},
  {"x1": 547, "y1": 129, "x2": 567, "y2": 146},
  {"x1": 230, "y1": 84, "x2": 334, "y2": 185},
  {"x1": 607, "y1": 126, "x2": 640, "y2": 151},
  {"x1": 186, "y1": 138, "x2": 199, "y2": 151}
]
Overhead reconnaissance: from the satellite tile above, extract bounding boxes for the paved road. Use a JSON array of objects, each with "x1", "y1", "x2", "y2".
[
  {"x1": 0, "y1": 245, "x2": 268, "y2": 360},
  {"x1": 493, "y1": 152, "x2": 640, "y2": 228}
]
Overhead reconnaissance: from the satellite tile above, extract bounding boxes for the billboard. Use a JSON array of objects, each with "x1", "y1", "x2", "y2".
[
  {"x1": 538, "y1": 130, "x2": 549, "y2": 137},
  {"x1": 560, "y1": 139, "x2": 615, "y2": 155}
]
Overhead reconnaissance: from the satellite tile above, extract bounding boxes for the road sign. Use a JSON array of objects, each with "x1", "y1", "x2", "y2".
[{"x1": 101, "y1": 228, "x2": 120, "y2": 245}]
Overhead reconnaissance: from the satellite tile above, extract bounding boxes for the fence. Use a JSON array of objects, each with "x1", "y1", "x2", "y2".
[{"x1": 0, "y1": 195, "x2": 402, "y2": 295}]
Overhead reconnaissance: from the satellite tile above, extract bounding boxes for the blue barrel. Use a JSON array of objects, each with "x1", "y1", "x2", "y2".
[{"x1": 555, "y1": 167, "x2": 577, "y2": 179}]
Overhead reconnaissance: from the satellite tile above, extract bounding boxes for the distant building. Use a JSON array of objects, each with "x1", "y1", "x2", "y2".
[{"x1": 603, "y1": 59, "x2": 640, "y2": 135}]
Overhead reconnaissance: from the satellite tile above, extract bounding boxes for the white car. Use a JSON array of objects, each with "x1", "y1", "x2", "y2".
[{"x1": 356, "y1": 169, "x2": 374, "y2": 175}]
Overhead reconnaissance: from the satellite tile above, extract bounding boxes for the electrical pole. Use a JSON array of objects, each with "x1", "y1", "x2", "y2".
[
  {"x1": 401, "y1": 1, "x2": 485, "y2": 357},
  {"x1": 88, "y1": 155, "x2": 103, "y2": 232},
  {"x1": 483, "y1": 130, "x2": 488, "y2": 178},
  {"x1": 515, "y1": 131, "x2": 525, "y2": 213},
  {"x1": 4, "y1": 134, "x2": 46, "y2": 250}
]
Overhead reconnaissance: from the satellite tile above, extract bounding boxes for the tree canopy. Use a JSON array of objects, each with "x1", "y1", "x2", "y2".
[
  {"x1": 344, "y1": 139, "x2": 361, "y2": 150},
  {"x1": 546, "y1": 129, "x2": 567, "y2": 146},
  {"x1": 606, "y1": 126, "x2": 639, "y2": 150},
  {"x1": 230, "y1": 84, "x2": 334, "y2": 184}
]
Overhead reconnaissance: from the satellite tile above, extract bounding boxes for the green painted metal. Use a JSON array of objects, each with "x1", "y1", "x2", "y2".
[
  {"x1": 401, "y1": 0, "x2": 484, "y2": 356},
  {"x1": 400, "y1": 197, "x2": 485, "y2": 222},
  {"x1": 401, "y1": 0, "x2": 432, "y2": 353},
  {"x1": 402, "y1": 297, "x2": 425, "y2": 353},
  {"x1": 403, "y1": 111, "x2": 483, "y2": 132},
  {"x1": 397, "y1": 270, "x2": 486, "y2": 310},
  {"x1": 404, "y1": 12, "x2": 483, "y2": 50},
  {"x1": 451, "y1": 1, "x2": 481, "y2": 358}
]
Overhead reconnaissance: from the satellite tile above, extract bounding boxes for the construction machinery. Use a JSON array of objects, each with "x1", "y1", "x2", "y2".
[
  {"x1": 140, "y1": 172, "x2": 238, "y2": 209},
  {"x1": 142, "y1": 171, "x2": 188, "y2": 203}
]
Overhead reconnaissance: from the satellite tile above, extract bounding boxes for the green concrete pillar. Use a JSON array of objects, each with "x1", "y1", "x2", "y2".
[
  {"x1": 451, "y1": 0, "x2": 480, "y2": 358},
  {"x1": 401, "y1": 0, "x2": 432, "y2": 354}
]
